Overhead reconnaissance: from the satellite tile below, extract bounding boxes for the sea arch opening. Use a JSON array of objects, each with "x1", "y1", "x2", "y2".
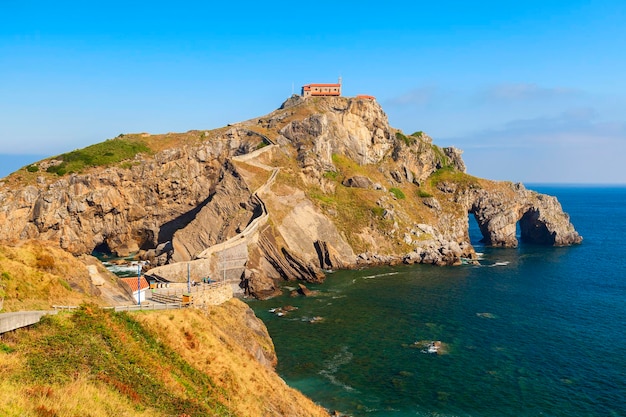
[{"x1": 468, "y1": 207, "x2": 555, "y2": 248}]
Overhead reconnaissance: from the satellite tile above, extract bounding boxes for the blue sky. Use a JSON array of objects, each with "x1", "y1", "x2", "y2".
[{"x1": 2, "y1": 0, "x2": 625, "y2": 183}]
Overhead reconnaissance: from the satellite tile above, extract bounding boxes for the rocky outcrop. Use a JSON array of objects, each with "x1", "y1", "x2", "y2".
[
  {"x1": 314, "y1": 240, "x2": 350, "y2": 270},
  {"x1": 170, "y1": 163, "x2": 256, "y2": 262},
  {"x1": 0, "y1": 131, "x2": 260, "y2": 260},
  {"x1": 0, "y1": 96, "x2": 581, "y2": 299},
  {"x1": 278, "y1": 97, "x2": 397, "y2": 178},
  {"x1": 254, "y1": 226, "x2": 324, "y2": 281},
  {"x1": 342, "y1": 176, "x2": 374, "y2": 189},
  {"x1": 468, "y1": 183, "x2": 582, "y2": 247},
  {"x1": 391, "y1": 133, "x2": 466, "y2": 185}
]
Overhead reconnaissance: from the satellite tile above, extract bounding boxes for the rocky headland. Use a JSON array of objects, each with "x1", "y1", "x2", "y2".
[{"x1": 0, "y1": 95, "x2": 582, "y2": 299}]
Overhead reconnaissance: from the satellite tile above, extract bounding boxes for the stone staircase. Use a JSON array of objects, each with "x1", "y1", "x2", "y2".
[{"x1": 150, "y1": 292, "x2": 182, "y2": 304}]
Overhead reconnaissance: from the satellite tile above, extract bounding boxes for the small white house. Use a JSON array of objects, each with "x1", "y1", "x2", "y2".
[{"x1": 120, "y1": 277, "x2": 150, "y2": 303}]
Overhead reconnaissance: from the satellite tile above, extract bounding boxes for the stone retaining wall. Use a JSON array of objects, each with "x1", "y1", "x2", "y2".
[{"x1": 191, "y1": 283, "x2": 233, "y2": 308}]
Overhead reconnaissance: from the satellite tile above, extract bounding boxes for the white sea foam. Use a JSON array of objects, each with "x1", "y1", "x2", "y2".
[
  {"x1": 318, "y1": 346, "x2": 357, "y2": 392},
  {"x1": 363, "y1": 272, "x2": 399, "y2": 279},
  {"x1": 103, "y1": 262, "x2": 144, "y2": 277}
]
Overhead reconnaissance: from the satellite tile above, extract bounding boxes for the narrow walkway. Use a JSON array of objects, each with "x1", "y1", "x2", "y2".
[
  {"x1": 1, "y1": 131, "x2": 277, "y2": 336},
  {"x1": 0, "y1": 282, "x2": 231, "y2": 334},
  {"x1": 0, "y1": 304, "x2": 184, "y2": 334},
  {"x1": 195, "y1": 140, "x2": 280, "y2": 260},
  {"x1": 0, "y1": 310, "x2": 58, "y2": 334}
]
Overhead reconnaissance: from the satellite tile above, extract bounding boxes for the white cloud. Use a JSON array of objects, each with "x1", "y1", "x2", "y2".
[
  {"x1": 450, "y1": 109, "x2": 626, "y2": 150},
  {"x1": 385, "y1": 85, "x2": 439, "y2": 107},
  {"x1": 441, "y1": 109, "x2": 626, "y2": 183},
  {"x1": 383, "y1": 80, "x2": 626, "y2": 183},
  {"x1": 479, "y1": 82, "x2": 580, "y2": 102}
]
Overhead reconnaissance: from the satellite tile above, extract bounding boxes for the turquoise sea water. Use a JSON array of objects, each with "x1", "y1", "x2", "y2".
[{"x1": 248, "y1": 186, "x2": 626, "y2": 416}]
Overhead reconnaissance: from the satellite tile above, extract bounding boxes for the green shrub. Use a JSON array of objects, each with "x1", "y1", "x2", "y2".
[
  {"x1": 371, "y1": 206, "x2": 385, "y2": 217},
  {"x1": 416, "y1": 189, "x2": 433, "y2": 198},
  {"x1": 58, "y1": 279, "x2": 72, "y2": 291},
  {"x1": 431, "y1": 144, "x2": 450, "y2": 168},
  {"x1": 390, "y1": 187, "x2": 406, "y2": 199},
  {"x1": 0, "y1": 342, "x2": 15, "y2": 353},
  {"x1": 323, "y1": 170, "x2": 339, "y2": 180},
  {"x1": 395, "y1": 132, "x2": 416, "y2": 146},
  {"x1": 47, "y1": 138, "x2": 151, "y2": 176},
  {"x1": 26, "y1": 165, "x2": 39, "y2": 173},
  {"x1": 411, "y1": 131, "x2": 424, "y2": 138},
  {"x1": 429, "y1": 167, "x2": 481, "y2": 189},
  {"x1": 46, "y1": 165, "x2": 67, "y2": 176}
]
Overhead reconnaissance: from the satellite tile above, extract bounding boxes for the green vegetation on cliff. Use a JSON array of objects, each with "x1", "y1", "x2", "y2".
[{"x1": 46, "y1": 137, "x2": 152, "y2": 175}]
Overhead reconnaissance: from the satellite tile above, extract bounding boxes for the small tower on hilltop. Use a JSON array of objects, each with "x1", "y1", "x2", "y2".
[{"x1": 301, "y1": 77, "x2": 342, "y2": 98}]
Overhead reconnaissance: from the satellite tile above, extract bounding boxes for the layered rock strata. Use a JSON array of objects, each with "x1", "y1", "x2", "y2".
[{"x1": 0, "y1": 96, "x2": 581, "y2": 298}]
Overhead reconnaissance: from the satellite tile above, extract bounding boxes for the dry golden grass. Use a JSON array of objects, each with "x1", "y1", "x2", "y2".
[
  {"x1": 0, "y1": 377, "x2": 164, "y2": 417},
  {"x1": 134, "y1": 130, "x2": 210, "y2": 153},
  {"x1": 135, "y1": 301, "x2": 329, "y2": 417},
  {"x1": 0, "y1": 302, "x2": 326, "y2": 416},
  {"x1": 231, "y1": 160, "x2": 272, "y2": 192},
  {"x1": 1, "y1": 305, "x2": 234, "y2": 417},
  {"x1": 0, "y1": 240, "x2": 104, "y2": 312}
]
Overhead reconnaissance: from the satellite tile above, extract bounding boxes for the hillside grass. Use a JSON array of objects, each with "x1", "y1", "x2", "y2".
[
  {"x1": 0, "y1": 237, "x2": 328, "y2": 417},
  {"x1": 429, "y1": 166, "x2": 481, "y2": 189},
  {"x1": 6, "y1": 128, "x2": 228, "y2": 185},
  {"x1": 45, "y1": 138, "x2": 152, "y2": 176},
  {"x1": 0, "y1": 302, "x2": 329, "y2": 417},
  {"x1": 0, "y1": 305, "x2": 234, "y2": 417},
  {"x1": 0, "y1": 240, "x2": 104, "y2": 312},
  {"x1": 288, "y1": 152, "x2": 430, "y2": 253}
]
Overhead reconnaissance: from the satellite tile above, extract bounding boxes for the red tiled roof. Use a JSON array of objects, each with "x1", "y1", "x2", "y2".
[
  {"x1": 120, "y1": 277, "x2": 150, "y2": 292},
  {"x1": 302, "y1": 83, "x2": 341, "y2": 88}
]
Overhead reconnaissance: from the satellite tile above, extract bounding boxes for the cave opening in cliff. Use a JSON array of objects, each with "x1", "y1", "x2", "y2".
[
  {"x1": 468, "y1": 213, "x2": 522, "y2": 247},
  {"x1": 92, "y1": 242, "x2": 113, "y2": 260},
  {"x1": 468, "y1": 214, "x2": 484, "y2": 246},
  {"x1": 519, "y1": 209, "x2": 551, "y2": 245}
]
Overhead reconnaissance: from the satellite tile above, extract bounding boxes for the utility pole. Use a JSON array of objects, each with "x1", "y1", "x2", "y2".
[
  {"x1": 187, "y1": 263, "x2": 191, "y2": 293},
  {"x1": 137, "y1": 263, "x2": 141, "y2": 306}
]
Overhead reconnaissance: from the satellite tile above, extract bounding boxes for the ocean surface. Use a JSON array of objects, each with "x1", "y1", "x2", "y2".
[
  {"x1": 248, "y1": 185, "x2": 626, "y2": 417},
  {"x1": 0, "y1": 154, "x2": 46, "y2": 179}
]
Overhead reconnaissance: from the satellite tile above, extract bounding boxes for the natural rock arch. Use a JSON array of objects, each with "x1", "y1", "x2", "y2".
[{"x1": 467, "y1": 184, "x2": 582, "y2": 248}]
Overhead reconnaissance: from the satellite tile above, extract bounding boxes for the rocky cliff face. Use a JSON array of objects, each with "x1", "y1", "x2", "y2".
[
  {"x1": 0, "y1": 96, "x2": 581, "y2": 298},
  {"x1": 0, "y1": 130, "x2": 259, "y2": 260}
]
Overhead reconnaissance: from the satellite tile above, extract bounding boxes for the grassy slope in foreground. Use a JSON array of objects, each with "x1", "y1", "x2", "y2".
[{"x1": 0, "y1": 301, "x2": 329, "y2": 417}]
